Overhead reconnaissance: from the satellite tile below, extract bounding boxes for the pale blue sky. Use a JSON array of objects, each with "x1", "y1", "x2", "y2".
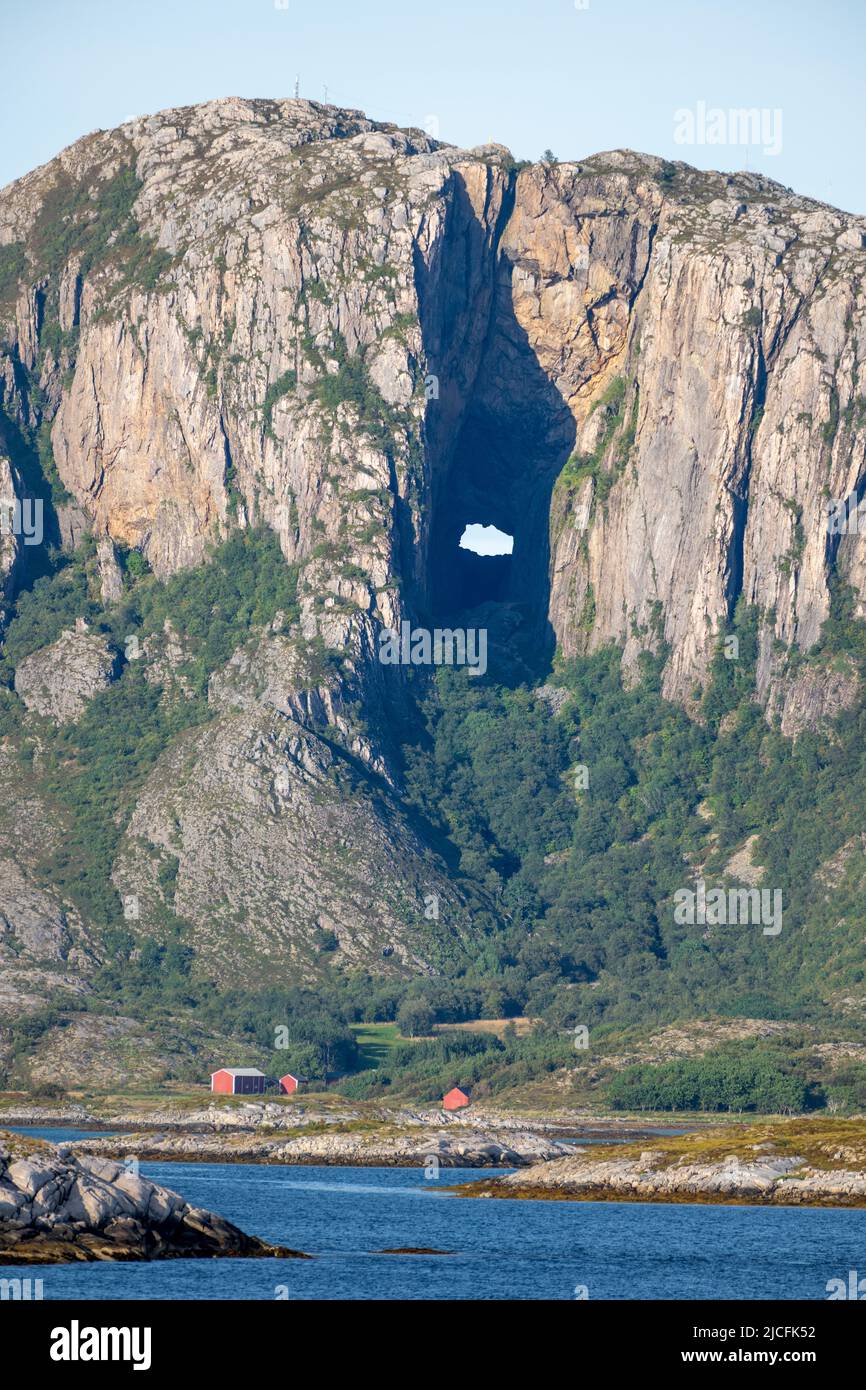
[
  {"x1": 2, "y1": 0, "x2": 864, "y2": 213},
  {"x1": 461, "y1": 524, "x2": 514, "y2": 556}
]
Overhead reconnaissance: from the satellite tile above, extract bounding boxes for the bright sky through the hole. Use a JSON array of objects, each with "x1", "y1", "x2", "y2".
[{"x1": 460, "y1": 524, "x2": 514, "y2": 556}]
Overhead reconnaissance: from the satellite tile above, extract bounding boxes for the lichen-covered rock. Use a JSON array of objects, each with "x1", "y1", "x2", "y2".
[
  {"x1": 71, "y1": 1122, "x2": 573, "y2": 1168},
  {"x1": 0, "y1": 1131, "x2": 306, "y2": 1263},
  {"x1": 474, "y1": 1149, "x2": 866, "y2": 1206},
  {"x1": 0, "y1": 753, "x2": 97, "y2": 1049},
  {"x1": 468, "y1": 1118, "x2": 866, "y2": 1207},
  {"x1": 95, "y1": 537, "x2": 124, "y2": 605},
  {"x1": 141, "y1": 618, "x2": 196, "y2": 700},
  {"x1": 14, "y1": 623, "x2": 118, "y2": 723}
]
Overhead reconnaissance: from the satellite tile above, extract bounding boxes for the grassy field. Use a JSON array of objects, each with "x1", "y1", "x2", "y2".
[{"x1": 351, "y1": 1022, "x2": 406, "y2": 1070}]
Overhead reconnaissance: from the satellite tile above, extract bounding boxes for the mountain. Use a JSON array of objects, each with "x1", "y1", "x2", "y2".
[{"x1": 1, "y1": 97, "x2": 866, "y2": 1103}]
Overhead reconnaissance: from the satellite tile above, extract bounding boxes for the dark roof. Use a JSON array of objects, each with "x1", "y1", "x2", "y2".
[{"x1": 446, "y1": 1084, "x2": 470, "y2": 1097}]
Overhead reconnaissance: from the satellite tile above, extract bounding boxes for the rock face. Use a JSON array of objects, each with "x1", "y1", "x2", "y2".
[
  {"x1": 0, "y1": 451, "x2": 21, "y2": 617},
  {"x1": 0, "y1": 746, "x2": 99, "y2": 1059},
  {"x1": 14, "y1": 623, "x2": 117, "y2": 722},
  {"x1": 0, "y1": 1131, "x2": 306, "y2": 1262},
  {"x1": 2, "y1": 99, "x2": 865, "y2": 708},
  {"x1": 0, "y1": 857, "x2": 72, "y2": 959},
  {"x1": 765, "y1": 654, "x2": 861, "y2": 738}
]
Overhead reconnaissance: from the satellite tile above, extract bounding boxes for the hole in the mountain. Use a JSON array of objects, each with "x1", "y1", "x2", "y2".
[
  {"x1": 431, "y1": 518, "x2": 515, "y2": 611},
  {"x1": 446, "y1": 522, "x2": 515, "y2": 606},
  {"x1": 413, "y1": 199, "x2": 578, "y2": 679},
  {"x1": 459, "y1": 523, "x2": 514, "y2": 557}
]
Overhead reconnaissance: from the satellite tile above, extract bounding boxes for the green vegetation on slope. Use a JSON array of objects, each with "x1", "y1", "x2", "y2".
[
  {"x1": 0, "y1": 529, "x2": 299, "y2": 929},
  {"x1": 3, "y1": 506, "x2": 866, "y2": 1105},
  {"x1": 606, "y1": 1044, "x2": 818, "y2": 1113},
  {"x1": 27, "y1": 162, "x2": 173, "y2": 301}
]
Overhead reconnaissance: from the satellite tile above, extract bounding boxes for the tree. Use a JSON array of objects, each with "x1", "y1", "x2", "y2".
[{"x1": 397, "y1": 998, "x2": 436, "y2": 1037}]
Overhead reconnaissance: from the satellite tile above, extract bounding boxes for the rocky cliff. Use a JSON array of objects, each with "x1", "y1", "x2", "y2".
[{"x1": 2, "y1": 98, "x2": 864, "y2": 706}]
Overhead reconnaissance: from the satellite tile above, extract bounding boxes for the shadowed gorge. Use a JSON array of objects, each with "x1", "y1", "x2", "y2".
[
  {"x1": 432, "y1": 537, "x2": 512, "y2": 611},
  {"x1": 423, "y1": 249, "x2": 575, "y2": 673}
]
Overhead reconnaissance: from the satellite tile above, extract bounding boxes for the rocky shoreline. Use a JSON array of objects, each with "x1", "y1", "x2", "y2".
[
  {"x1": 0, "y1": 1099, "x2": 601, "y2": 1167},
  {"x1": 0, "y1": 1099, "x2": 642, "y2": 1135},
  {"x1": 456, "y1": 1119, "x2": 866, "y2": 1208},
  {"x1": 0, "y1": 1131, "x2": 308, "y2": 1264},
  {"x1": 66, "y1": 1124, "x2": 573, "y2": 1168}
]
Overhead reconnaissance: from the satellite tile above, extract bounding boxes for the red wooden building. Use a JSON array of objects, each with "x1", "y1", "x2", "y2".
[
  {"x1": 443, "y1": 1085, "x2": 471, "y2": 1111},
  {"x1": 211, "y1": 1067, "x2": 267, "y2": 1095},
  {"x1": 278, "y1": 1073, "x2": 307, "y2": 1095}
]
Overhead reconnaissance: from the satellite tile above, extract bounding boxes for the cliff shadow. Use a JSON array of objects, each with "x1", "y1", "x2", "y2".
[{"x1": 416, "y1": 184, "x2": 577, "y2": 685}]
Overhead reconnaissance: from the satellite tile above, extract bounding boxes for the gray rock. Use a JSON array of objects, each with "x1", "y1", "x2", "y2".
[
  {"x1": 14, "y1": 623, "x2": 118, "y2": 723},
  {"x1": 0, "y1": 858, "x2": 71, "y2": 959},
  {"x1": 96, "y1": 537, "x2": 124, "y2": 604},
  {"x1": 0, "y1": 1131, "x2": 306, "y2": 1263},
  {"x1": 765, "y1": 655, "x2": 861, "y2": 738}
]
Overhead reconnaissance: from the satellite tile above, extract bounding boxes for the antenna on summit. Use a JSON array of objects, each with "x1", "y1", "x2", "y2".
[{"x1": 293, "y1": 75, "x2": 299, "y2": 100}]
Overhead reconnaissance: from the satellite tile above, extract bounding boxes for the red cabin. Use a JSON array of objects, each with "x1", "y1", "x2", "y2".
[
  {"x1": 443, "y1": 1085, "x2": 471, "y2": 1111},
  {"x1": 279, "y1": 1073, "x2": 307, "y2": 1095},
  {"x1": 211, "y1": 1067, "x2": 267, "y2": 1095}
]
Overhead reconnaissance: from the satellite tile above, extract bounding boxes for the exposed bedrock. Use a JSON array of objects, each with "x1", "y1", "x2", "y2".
[
  {"x1": 0, "y1": 1131, "x2": 306, "y2": 1263},
  {"x1": 1, "y1": 101, "x2": 865, "y2": 710}
]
